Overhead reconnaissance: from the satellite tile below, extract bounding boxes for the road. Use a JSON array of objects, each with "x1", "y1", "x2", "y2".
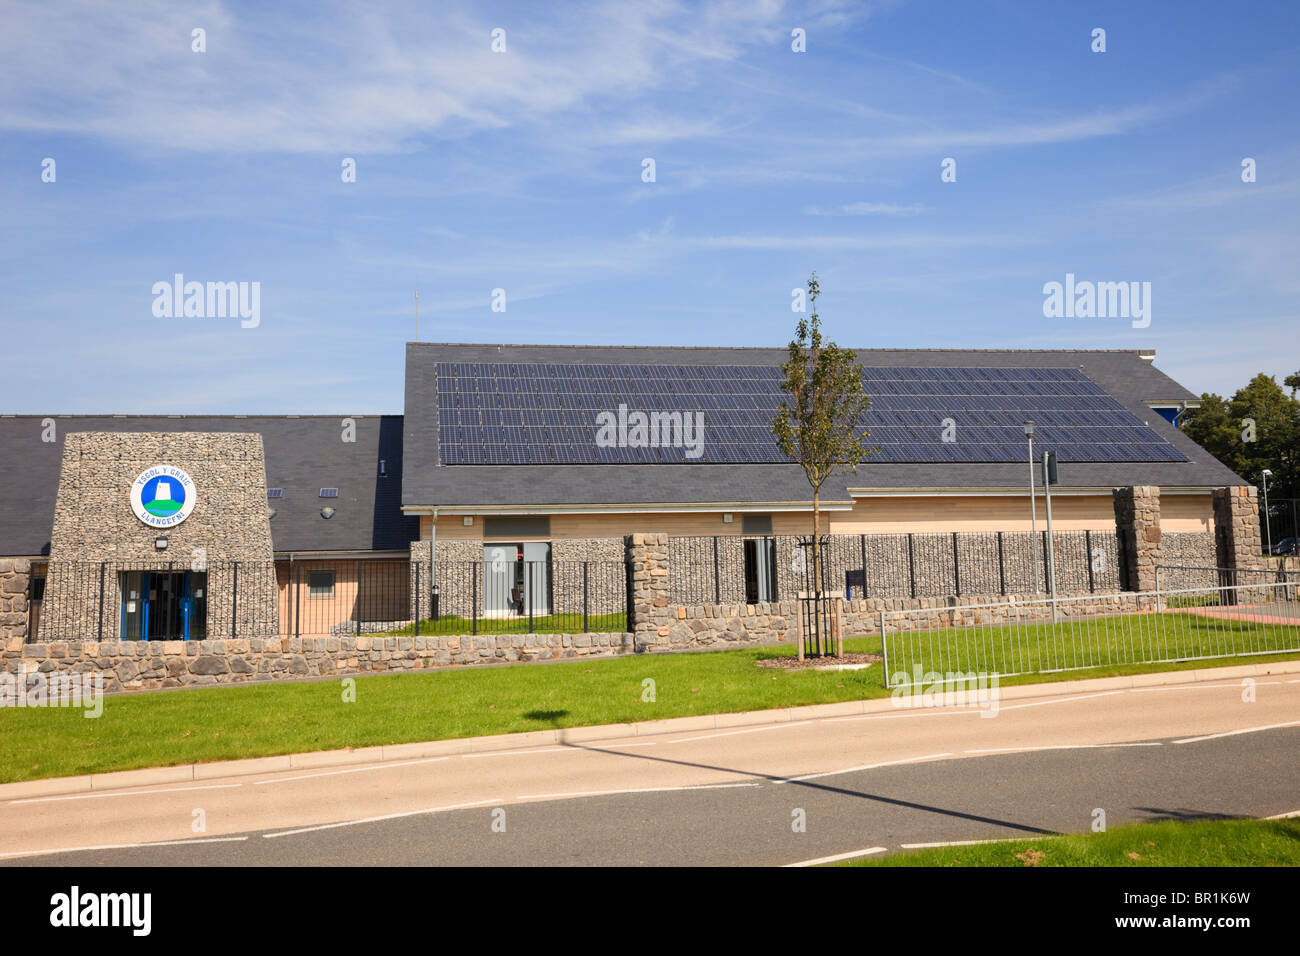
[{"x1": 3, "y1": 674, "x2": 1299, "y2": 866}]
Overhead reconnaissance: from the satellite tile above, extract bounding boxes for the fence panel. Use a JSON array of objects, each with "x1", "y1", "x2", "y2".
[
  {"x1": 423, "y1": 560, "x2": 626, "y2": 636},
  {"x1": 883, "y1": 579, "x2": 1300, "y2": 688},
  {"x1": 27, "y1": 558, "x2": 627, "y2": 642},
  {"x1": 667, "y1": 529, "x2": 1124, "y2": 606}
]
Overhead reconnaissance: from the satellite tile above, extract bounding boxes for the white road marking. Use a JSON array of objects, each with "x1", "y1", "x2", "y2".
[
  {"x1": 9, "y1": 783, "x2": 242, "y2": 805},
  {"x1": 252, "y1": 757, "x2": 449, "y2": 785},
  {"x1": 262, "y1": 798, "x2": 505, "y2": 838},
  {"x1": 667, "y1": 721, "x2": 814, "y2": 744},
  {"x1": 900, "y1": 837, "x2": 1034, "y2": 849},
  {"x1": 825, "y1": 709, "x2": 981, "y2": 723},
  {"x1": 516, "y1": 782, "x2": 759, "y2": 801},
  {"x1": 1132, "y1": 681, "x2": 1281, "y2": 692},
  {"x1": 1264, "y1": 809, "x2": 1300, "y2": 819},
  {"x1": 589, "y1": 740, "x2": 658, "y2": 748},
  {"x1": 827, "y1": 690, "x2": 1123, "y2": 722},
  {"x1": 963, "y1": 742, "x2": 1161, "y2": 754},
  {"x1": 784, "y1": 846, "x2": 888, "y2": 867},
  {"x1": 775, "y1": 752, "x2": 953, "y2": 784},
  {"x1": 462, "y1": 748, "x2": 571, "y2": 759},
  {"x1": 1172, "y1": 720, "x2": 1300, "y2": 745},
  {"x1": 997, "y1": 691, "x2": 1124, "y2": 711},
  {"x1": 0, "y1": 835, "x2": 248, "y2": 860}
]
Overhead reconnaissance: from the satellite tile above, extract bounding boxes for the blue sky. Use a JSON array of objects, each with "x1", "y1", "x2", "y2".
[{"x1": 2, "y1": 0, "x2": 1297, "y2": 413}]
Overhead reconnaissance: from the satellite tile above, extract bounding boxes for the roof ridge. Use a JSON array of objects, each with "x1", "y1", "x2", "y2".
[
  {"x1": 0, "y1": 413, "x2": 399, "y2": 419},
  {"x1": 409, "y1": 342, "x2": 1150, "y2": 354}
]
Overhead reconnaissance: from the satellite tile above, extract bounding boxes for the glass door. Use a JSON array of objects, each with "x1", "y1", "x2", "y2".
[{"x1": 119, "y1": 570, "x2": 208, "y2": 640}]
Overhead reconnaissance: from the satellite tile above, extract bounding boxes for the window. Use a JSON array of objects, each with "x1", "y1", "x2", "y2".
[
  {"x1": 484, "y1": 515, "x2": 550, "y2": 538},
  {"x1": 743, "y1": 538, "x2": 777, "y2": 604},
  {"x1": 742, "y1": 514, "x2": 773, "y2": 535},
  {"x1": 308, "y1": 570, "x2": 336, "y2": 598},
  {"x1": 319, "y1": 488, "x2": 339, "y2": 498}
]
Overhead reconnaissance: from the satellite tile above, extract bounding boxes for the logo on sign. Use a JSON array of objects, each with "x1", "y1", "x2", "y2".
[{"x1": 130, "y1": 466, "x2": 197, "y2": 528}]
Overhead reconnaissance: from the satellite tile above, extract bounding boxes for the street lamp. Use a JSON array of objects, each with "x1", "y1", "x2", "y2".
[
  {"x1": 1262, "y1": 469, "x2": 1273, "y2": 555},
  {"x1": 1025, "y1": 420, "x2": 1039, "y2": 593}
]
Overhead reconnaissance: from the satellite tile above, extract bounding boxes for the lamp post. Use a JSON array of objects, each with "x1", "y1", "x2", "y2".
[
  {"x1": 1262, "y1": 469, "x2": 1273, "y2": 555},
  {"x1": 1042, "y1": 451, "x2": 1058, "y2": 622},
  {"x1": 1025, "y1": 420, "x2": 1039, "y2": 593}
]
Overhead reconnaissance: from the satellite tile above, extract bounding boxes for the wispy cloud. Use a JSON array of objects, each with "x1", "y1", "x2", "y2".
[{"x1": 804, "y1": 201, "x2": 927, "y2": 216}]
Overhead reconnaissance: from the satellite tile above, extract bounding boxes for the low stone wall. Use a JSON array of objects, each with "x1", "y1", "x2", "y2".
[
  {"x1": 5, "y1": 632, "x2": 637, "y2": 692},
  {"x1": 0, "y1": 559, "x2": 31, "y2": 642},
  {"x1": 639, "y1": 589, "x2": 1154, "y2": 652},
  {"x1": 1158, "y1": 531, "x2": 1219, "y2": 590}
]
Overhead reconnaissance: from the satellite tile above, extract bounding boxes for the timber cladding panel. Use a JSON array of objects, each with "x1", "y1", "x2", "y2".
[
  {"x1": 839, "y1": 492, "x2": 1214, "y2": 534},
  {"x1": 433, "y1": 511, "x2": 825, "y2": 541}
]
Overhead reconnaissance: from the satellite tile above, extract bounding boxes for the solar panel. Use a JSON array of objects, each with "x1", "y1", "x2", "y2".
[{"x1": 433, "y1": 362, "x2": 1187, "y2": 465}]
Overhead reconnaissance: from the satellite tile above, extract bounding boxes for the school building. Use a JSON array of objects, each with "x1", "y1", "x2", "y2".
[{"x1": 0, "y1": 342, "x2": 1257, "y2": 653}]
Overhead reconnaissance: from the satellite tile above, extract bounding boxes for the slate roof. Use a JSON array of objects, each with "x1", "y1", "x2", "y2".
[
  {"x1": 401, "y1": 343, "x2": 1247, "y2": 510},
  {"x1": 0, "y1": 415, "x2": 417, "y2": 557}
]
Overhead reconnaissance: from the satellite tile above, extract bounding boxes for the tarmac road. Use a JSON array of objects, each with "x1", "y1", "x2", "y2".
[{"x1": 3, "y1": 673, "x2": 1298, "y2": 866}]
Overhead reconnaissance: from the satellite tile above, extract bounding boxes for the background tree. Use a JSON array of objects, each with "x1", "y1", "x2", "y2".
[
  {"x1": 772, "y1": 272, "x2": 874, "y2": 655},
  {"x1": 1183, "y1": 372, "x2": 1300, "y2": 543}
]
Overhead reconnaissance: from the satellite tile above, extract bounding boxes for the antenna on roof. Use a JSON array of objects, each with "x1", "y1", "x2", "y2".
[{"x1": 415, "y1": 287, "x2": 419, "y2": 343}]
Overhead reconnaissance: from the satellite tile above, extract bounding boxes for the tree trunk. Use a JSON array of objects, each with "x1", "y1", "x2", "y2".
[{"x1": 812, "y1": 488, "x2": 822, "y2": 655}]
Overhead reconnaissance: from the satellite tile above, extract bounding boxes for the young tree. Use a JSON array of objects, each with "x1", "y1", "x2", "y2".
[{"x1": 772, "y1": 272, "x2": 874, "y2": 655}]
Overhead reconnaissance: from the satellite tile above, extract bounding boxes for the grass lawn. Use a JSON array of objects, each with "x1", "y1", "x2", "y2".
[
  {"x1": 1, "y1": 617, "x2": 1298, "y2": 784},
  {"x1": 840, "y1": 817, "x2": 1300, "y2": 867},
  {"x1": 885, "y1": 611, "x2": 1300, "y2": 683},
  {"x1": 376, "y1": 611, "x2": 627, "y2": 636}
]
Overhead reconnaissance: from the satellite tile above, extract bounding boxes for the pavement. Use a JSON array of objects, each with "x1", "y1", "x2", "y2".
[{"x1": 2, "y1": 663, "x2": 1298, "y2": 866}]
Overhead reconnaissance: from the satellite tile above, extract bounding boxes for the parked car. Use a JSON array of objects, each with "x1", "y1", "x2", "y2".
[{"x1": 1268, "y1": 537, "x2": 1299, "y2": 556}]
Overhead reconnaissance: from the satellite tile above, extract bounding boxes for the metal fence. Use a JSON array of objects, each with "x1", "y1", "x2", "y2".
[
  {"x1": 428, "y1": 560, "x2": 628, "y2": 635},
  {"x1": 1260, "y1": 497, "x2": 1300, "y2": 554},
  {"x1": 1155, "y1": 563, "x2": 1298, "y2": 599},
  {"x1": 668, "y1": 529, "x2": 1124, "y2": 606},
  {"x1": 882, "y1": 578, "x2": 1300, "y2": 688},
  {"x1": 28, "y1": 558, "x2": 627, "y2": 642}
]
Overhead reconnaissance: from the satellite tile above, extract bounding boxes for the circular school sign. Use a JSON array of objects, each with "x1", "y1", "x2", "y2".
[{"x1": 130, "y1": 466, "x2": 197, "y2": 528}]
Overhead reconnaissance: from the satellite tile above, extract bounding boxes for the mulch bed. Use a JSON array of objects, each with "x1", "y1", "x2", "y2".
[{"x1": 756, "y1": 652, "x2": 882, "y2": 671}]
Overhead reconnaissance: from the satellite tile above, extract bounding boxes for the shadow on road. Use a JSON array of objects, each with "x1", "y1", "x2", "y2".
[{"x1": 556, "y1": 739, "x2": 1058, "y2": 837}]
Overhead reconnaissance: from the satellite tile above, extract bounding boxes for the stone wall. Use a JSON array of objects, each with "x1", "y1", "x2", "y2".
[
  {"x1": 667, "y1": 529, "x2": 1123, "y2": 604},
  {"x1": 1113, "y1": 485, "x2": 1162, "y2": 592},
  {"x1": 429, "y1": 536, "x2": 625, "y2": 621},
  {"x1": 4, "y1": 632, "x2": 637, "y2": 692},
  {"x1": 41, "y1": 432, "x2": 279, "y2": 640},
  {"x1": 549, "y1": 537, "x2": 626, "y2": 622},
  {"x1": 431, "y1": 538, "x2": 482, "y2": 618},
  {"x1": 1157, "y1": 531, "x2": 1220, "y2": 590},
  {"x1": 0, "y1": 560, "x2": 31, "y2": 642},
  {"x1": 1214, "y1": 486, "x2": 1264, "y2": 572},
  {"x1": 646, "y1": 590, "x2": 1156, "y2": 653},
  {"x1": 409, "y1": 539, "x2": 433, "y2": 621}
]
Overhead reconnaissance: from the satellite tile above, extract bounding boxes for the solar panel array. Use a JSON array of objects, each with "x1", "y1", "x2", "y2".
[{"x1": 434, "y1": 362, "x2": 1188, "y2": 465}]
